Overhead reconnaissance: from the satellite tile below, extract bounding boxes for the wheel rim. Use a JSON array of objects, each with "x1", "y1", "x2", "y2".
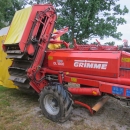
[{"x1": 44, "y1": 94, "x2": 60, "y2": 115}]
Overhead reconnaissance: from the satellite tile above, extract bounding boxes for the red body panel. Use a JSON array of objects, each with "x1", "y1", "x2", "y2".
[
  {"x1": 99, "y1": 81, "x2": 130, "y2": 98},
  {"x1": 41, "y1": 50, "x2": 130, "y2": 98},
  {"x1": 47, "y1": 51, "x2": 121, "y2": 78}
]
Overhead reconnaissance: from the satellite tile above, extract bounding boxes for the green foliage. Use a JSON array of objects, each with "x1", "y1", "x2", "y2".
[
  {"x1": 91, "y1": 42, "x2": 98, "y2": 45},
  {"x1": 104, "y1": 41, "x2": 115, "y2": 46},
  {"x1": 33, "y1": 0, "x2": 129, "y2": 44},
  {"x1": 54, "y1": 0, "x2": 129, "y2": 44},
  {"x1": 29, "y1": 0, "x2": 48, "y2": 4},
  {"x1": 0, "y1": 0, "x2": 26, "y2": 29},
  {"x1": 0, "y1": 0, "x2": 11, "y2": 28},
  {"x1": 1, "y1": 0, "x2": 128, "y2": 44}
]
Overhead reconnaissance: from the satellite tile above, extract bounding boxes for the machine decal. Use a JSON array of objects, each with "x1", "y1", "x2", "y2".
[
  {"x1": 126, "y1": 89, "x2": 130, "y2": 97},
  {"x1": 112, "y1": 86, "x2": 124, "y2": 95},
  {"x1": 48, "y1": 56, "x2": 53, "y2": 60},
  {"x1": 122, "y1": 58, "x2": 130, "y2": 62},
  {"x1": 53, "y1": 62, "x2": 57, "y2": 65},
  {"x1": 71, "y1": 77, "x2": 77, "y2": 82},
  {"x1": 74, "y1": 60, "x2": 108, "y2": 70},
  {"x1": 57, "y1": 60, "x2": 64, "y2": 66},
  {"x1": 66, "y1": 72, "x2": 69, "y2": 75},
  {"x1": 53, "y1": 60, "x2": 64, "y2": 66}
]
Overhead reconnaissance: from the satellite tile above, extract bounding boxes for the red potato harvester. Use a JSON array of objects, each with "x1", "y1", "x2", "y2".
[{"x1": 3, "y1": 4, "x2": 130, "y2": 122}]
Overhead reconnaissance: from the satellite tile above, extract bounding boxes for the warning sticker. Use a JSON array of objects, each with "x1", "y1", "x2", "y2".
[{"x1": 122, "y1": 58, "x2": 130, "y2": 62}]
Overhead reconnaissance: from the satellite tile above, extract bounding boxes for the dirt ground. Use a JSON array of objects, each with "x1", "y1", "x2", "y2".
[{"x1": 0, "y1": 86, "x2": 130, "y2": 130}]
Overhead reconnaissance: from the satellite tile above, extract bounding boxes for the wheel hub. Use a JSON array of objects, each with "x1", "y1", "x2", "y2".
[{"x1": 44, "y1": 94, "x2": 60, "y2": 115}]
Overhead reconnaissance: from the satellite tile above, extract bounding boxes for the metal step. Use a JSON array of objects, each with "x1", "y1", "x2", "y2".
[
  {"x1": 6, "y1": 50, "x2": 22, "y2": 54},
  {"x1": 9, "y1": 75, "x2": 27, "y2": 83},
  {"x1": 9, "y1": 67, "x2": 26, "y2": 71},
  {"x1": 6, "y1": 53, "x2": 24, "y2": 59},
  {"x1": 11, "y1": 59, "x2": 32, "y2": 69},
  {"x1": 9, "y1": 68, "x2": 26, "y2": 76}
]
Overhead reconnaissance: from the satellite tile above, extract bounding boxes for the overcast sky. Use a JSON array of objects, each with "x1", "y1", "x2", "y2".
[
  {"x1": 93, "y1": 0, "x2": 130, "y2": 45},
  {"x1": 117, "y1": 0, "x2": 130, "y2": 45}
]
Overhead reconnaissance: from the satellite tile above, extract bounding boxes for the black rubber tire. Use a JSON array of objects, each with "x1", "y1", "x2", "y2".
[{"x1": 39, "y1": 83, "x2": 73, "y2": 122}]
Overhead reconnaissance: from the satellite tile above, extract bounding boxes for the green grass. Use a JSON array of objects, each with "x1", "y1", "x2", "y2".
[
  {"x1": 0, "y1": 86, "x2": 64, "y2": 130},
  {"x1": 0, "y1": 85, "x2": 8, "y2": 91},
  {"x1": 0, "y1": 86, "x2": 39, "y2": 130}
]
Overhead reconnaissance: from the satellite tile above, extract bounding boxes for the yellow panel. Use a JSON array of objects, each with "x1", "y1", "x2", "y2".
[
  {"x1": 48, "y1": 43, "x2": 61, "y2": 50},
  {"x1": 0, "y1": 36, "x2": 2, "y2": 62},
  {"x1": 48, "y1": 29, "x2": 61, "y2": 50},
  {"x1": 0, "y1": 35, "x2": 17, "y2": 88},
  {"x1": 4, "y1": 6, "x2": 32, "y2": 45}
]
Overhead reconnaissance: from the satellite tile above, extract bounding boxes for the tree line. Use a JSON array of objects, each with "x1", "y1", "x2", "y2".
[{"x1": 0, "y1": 0, "x2": 129, "y2": 45}]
